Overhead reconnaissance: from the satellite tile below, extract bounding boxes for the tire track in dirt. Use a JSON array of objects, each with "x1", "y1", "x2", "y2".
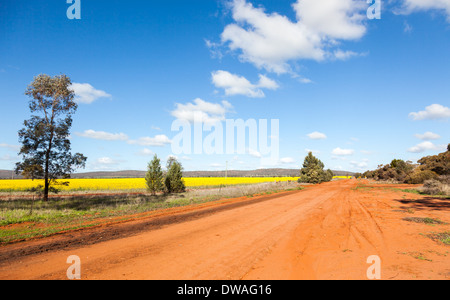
[{"x1": 243, "y1": 180, "x2": 389, "y2": 279}]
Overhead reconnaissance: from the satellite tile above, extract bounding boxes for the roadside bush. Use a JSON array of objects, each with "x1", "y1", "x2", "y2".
[
  {"x1": 421, "y1": 179, "x2": 450, "y2": 196},
  {"x1": 361, "y1": 144, "x2": 449, "y2": 185},
  {"x1": 405, "y1": 169, "x2": 438, "y2": 184},
  {"x1": 372, "y1": 159, "x2": 414, "y2": 182},
  {"x1": 417, "y1": 144, "x2": 450, "y2": 176},
  {"x1": 437, "y1": 175, "x2": 450, "y2": 184}
]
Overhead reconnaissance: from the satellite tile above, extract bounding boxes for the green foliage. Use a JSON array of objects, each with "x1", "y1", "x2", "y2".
[
  {"x1": 390, "y1": 159, "x2": 414, "y2": 174},
  {"x1": 145, "y1": 155, "x2": 164, "y2": 195},
  {"x1": 405, "y1": 169, "x2": 438, "y2": 184},
  {"x1": 417, "y1": 145, "x2": 450, "y2": 176},
  {"x1": 164, "y1": 157, "x2": 186, "y2": 194},
  {"x1": 298, "y1": 152, "x2": 334, "y2": 184},
  {"x1": 365, "y1": 145, "x2": 449, "y2": 184},
  {"x1": 15, "y1": 74, "x2": 87, "y2": 201}
]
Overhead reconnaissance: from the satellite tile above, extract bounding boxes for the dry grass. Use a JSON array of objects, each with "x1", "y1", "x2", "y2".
[
  {"x1": 419, "y1": 180, "x2": 450, "y2": 196},
  {"x1": 0, "y1": 181, "x2": 303, "y2": 244}
]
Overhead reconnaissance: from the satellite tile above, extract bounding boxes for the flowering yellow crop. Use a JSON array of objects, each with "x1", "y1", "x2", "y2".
[{"x1": 0, "y1": 177, "x2": 300, "y2": 192}]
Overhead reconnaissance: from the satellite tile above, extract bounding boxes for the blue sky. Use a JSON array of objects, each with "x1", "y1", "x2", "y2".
[{"x1": 0, "y1": 0, "x2": 449, "y2": 173}]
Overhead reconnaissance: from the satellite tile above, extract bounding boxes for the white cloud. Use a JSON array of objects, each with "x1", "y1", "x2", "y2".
[
  {"x1": 293, "y1": 0, "x2": 367, "y2": 39},
  {"x1": 307, "y1": 131, "x2": 327, "y2": 140},
  {"x1": 205, "y1": 39, "x2": 224, "y2": 59},
  {"x1": 70, "y1": 83, "x2": 111, "y2": 104},
  {"x1": 137, "y1": 148, "x2": 154, "y2": 156},
  {"x1": 280, "y1": 157, "x2": 295, "y2": 164},
  {"x1": 127, "y1": 135, "x2": 172, "y2": 147},
  {"x1": 298, "y1": 77, "x2": 314, "y2": 84},
  {"x1": 333, "y1": 50, "x2": 362, "y2": 60},
  {"x1": 399, "y1": 0, "x2": 450, "y2": 21},
  {"x1": 409, "y1": 104, "x2": 450, "y2": 120},
  {"x1": 350, "y1": 160, "x2": 368, "y2": 169},
  {"x1": 407, "y1": 141, "x2": 445, "y2": 153},
  {"x1": 171, "y1": 98, "x2": 233, "y2": 124},
  {"x1": 96, "y1": 157, "x2": 117, "y2": 165},
  {"x1": 75, "y1": 130, "x2": 129, "y2": 141},
  {"x1": 220, "y1": 0, "x2": 368, "y2": 73},
  {"x1": 410, "y1": 104, "x2": 450, "y2": 121},
  {"x1": 403, "y1": 21, "x2": 413, "y2": 33},
  {"x1": 332, "y1": 147, "x2": 354, "y2": 156},
  {"x1": 89, "y1": 157, "x2": 123, "y2": 170},
  {"x1": 415, "y1": 131, "x2": 441, "y2": 140},
  {"x1": 211, "y1": 70, "x2": 278, "y2": 98},
  {"x1": 248, "y1": 148, "x2": 262, "y2": 158}
]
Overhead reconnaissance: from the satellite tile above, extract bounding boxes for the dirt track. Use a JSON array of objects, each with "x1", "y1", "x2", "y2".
[{"x1": 0, "y1": 179, "x2": 449, "y2": 280}]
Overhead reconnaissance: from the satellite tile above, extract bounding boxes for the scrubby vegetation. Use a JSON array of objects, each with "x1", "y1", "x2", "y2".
[{"x1": 362, "y1": 144, "x2": 449, "y2": 195}]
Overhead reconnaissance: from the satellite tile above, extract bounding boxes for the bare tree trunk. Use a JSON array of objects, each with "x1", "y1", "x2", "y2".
[
  {"x1": 44, "y1": 177, "x2": 49, "y2": 202},
  {"x1": 44, "y1": 148, "x2": 50, "y2": 202}
]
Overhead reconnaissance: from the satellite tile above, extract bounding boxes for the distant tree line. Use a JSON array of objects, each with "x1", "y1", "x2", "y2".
[{"x1": 355, "y1": 144, "x2": 449, "y2": 184}]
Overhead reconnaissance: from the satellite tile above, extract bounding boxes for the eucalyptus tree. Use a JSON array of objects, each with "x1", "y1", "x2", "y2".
[{"x1": 16, "y1": 74, "x2": 87, "y2": 201}]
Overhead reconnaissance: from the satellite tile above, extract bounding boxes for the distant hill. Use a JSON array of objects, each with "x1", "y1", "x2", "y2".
[{"x1": 0, "y1": 168, "x2": 355, "y2": 179}]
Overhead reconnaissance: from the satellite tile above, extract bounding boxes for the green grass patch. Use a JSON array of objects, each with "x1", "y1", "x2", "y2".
[
  {"x1": 427, "y1": 232, "x2": 450, "y2": 246},
  {"x1": 399, "y1": 188, "x2": 423, "y2": 195},
  {"x1": 0, "y1": 182, "x2": 302, "y2": 245},
  {"x1": 403, "y1": 217, "x2": 446, "y2": 225}
]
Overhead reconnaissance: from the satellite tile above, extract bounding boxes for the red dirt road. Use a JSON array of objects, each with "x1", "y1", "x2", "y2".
[{"x1": 0, "y1": 179, "x2": 449, "y2": 280}]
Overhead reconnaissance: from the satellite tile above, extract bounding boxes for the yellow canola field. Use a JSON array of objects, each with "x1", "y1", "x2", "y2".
[{"x1": 0, "y1": 177, "x2": 300, "y2": 192}]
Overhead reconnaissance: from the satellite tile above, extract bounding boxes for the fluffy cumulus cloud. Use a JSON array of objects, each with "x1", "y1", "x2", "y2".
[
  {"x1": 70, "y1": 83, "x2": 111, "y2": 104},
  {"x1": 137, "y1": 148, "x2": 154, "y2": 156},
  {"x1": 76, "y1": 129, "x2": 172, "y2": 148},
  {"x1": 127, "y1": 135, "x2": 172, "y2": 147},
  {"x1": 415, "y1": 131, "x2": 441, "y2": 140},
  {"x1": 171, "y1": 98, "x2": 233, "y2": 124},
  {"x1": 409, "y1": 104, "x2": 450, "y2": 120},
  {"x1": 399, "y1": 0, "x2": 450, "y2": 21},
  {"x1": 89, "y1": 157, "x2": 124, "y2": 170},
  {"x1": 332, "y1": 147, "x2": 354, "y2": 156},
  {"x1": 218, "y1": 0, "x2": 368, "y2": 73},
  {"x1": 75, "y1": 130, "x2": 129, "y2": 141},
  {"x1": 212, "y1": 70, "x2": 279, "y2": 98},
  {"x1": 279, "y1": 157, "x2": 295, "y2": 164},
  {"x1": 407, "y1": 141, "x2": 446, "y2": 153},
  {"x1": 307, "y1": 131, "x2": 327, "y2": 140}
]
